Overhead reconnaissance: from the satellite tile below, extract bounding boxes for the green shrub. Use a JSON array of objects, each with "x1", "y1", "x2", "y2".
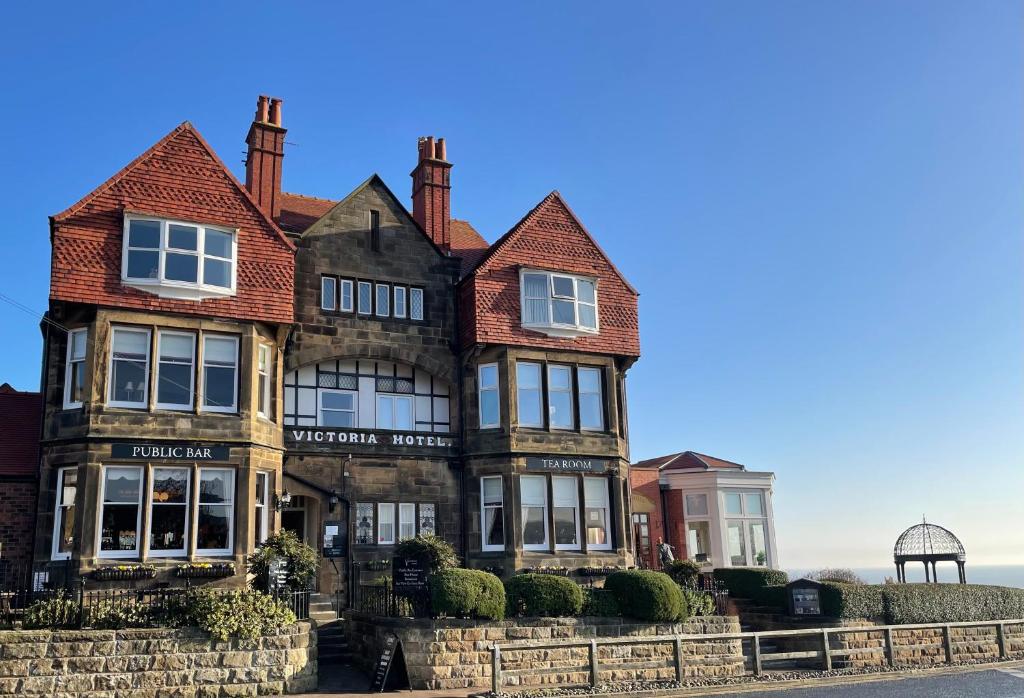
[
  {"x1": 247, "y1": 530, "x2": 319, "y2": 590},
  {"x1": 808, "y1": 568, "x2": 866, "y2": 585},
  {"x1": 86, "y1": 600, "x2": 152, "y2": 629},
  {"x1": 22, "y1": 590, "x2": 80, "y2": 629},
  {"x1": 395, "y1": 534, "x2": 459, "y2": 573},
  {"x1": 680, "y1": 587, "x2": 716, "y2": 617},
  {"x1": 713, "y1": 567, "x2": 788, "y2": 599},
  {"x1": 750, "y1": 584, "x2": 788, "y2": 610},
  {"x1": 582, "y1": 588, "x2": 621, "y2": 617},
  {"x1": 882, "y1": 584, "x2": 1024, "y2": 624},
  {"x1": 185, "y1": 589, "x2": 296, "y2": 641},
  {"x1": 605, "y1": 570, "x2": 685, "y2": 622},
  {"x1": 664, "y1": 559, "x2": 702, "y2": 587},
  {"x1": 505, "y1": 574, "x2": 584, "y2": 617},
  {"x1": 430, "y1": 569, "x2": 505, "y2": 620},
  {"x1": 819, "y1": 582, "x2": 886, "y2": 619}
]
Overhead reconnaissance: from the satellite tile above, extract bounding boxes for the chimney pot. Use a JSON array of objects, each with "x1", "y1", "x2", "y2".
[
  {"x1": 245, "y1": 95, "x2": 286, "y2": 220},
  {"x1": 256, "y1": 96, "x2": 269, "y2": 123},
  {"x1": 269, "y1": 98, "x2": 282, "y2": 127},
  {"x1": 436, "y1": 138, "x2": 446, "y2": 161}
]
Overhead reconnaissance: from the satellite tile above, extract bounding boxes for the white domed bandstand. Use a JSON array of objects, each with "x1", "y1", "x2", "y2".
[{"x1": 893, "y1": 519, "x2": 967, "y2": 584}]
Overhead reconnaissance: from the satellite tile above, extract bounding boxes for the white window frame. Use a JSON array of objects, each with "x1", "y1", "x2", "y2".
[
  {"x1": 255, "y1": 472, "x2": 269, "y2": 545},
  {"x1": 200, "y1": 334, "x2": 239, "y2": 414},
  {"x1": 146, "y1": 466, "x2": 192, "y2": 558},
  {"x1": 516, "y1": 362, "x2": 544, "y2": 428},
  {"x1": 376, "y1": 394, "x2": 414, "y2": 431},
  {"x1": 375, "y1": 283, "x2": 390, "y2": 317},
  {"x1": 155, "y1": 330, "x2": 196, "y2": 411},
  {"x1": 394, "y1": 286, "x2": 407, "y2": 319},
  {"x1": 722, "y1": 489, "x2": 770, "y2": 567},
  {"x1": 552, "y1": 476, "x2": 581, "y2": 551},
  {"x1": 121, "y1": 215, "x2": 238, "y2": 300},
  {"x1": 584, "y1": 477, "x2": 613, "y2": 551},
  {"x1": 108, "y1": 327, "x2": 151, "y2": 409},
  {"x1": 339, "y1": 279, "x2": 354, "y2": 312},
  {"x1": 97, "y1": 465, "x2": 143, "y2": 559},
  {"x1": 318, "y1": 389, "x2": 358, "y2": 428},
  {"x1": 195, "y1": 468, "x2": 235, "y2": 556},
  {"x1": 519, "y1": 269, "x2": 599, "y2": 337},
  {"x1": 51, "y1": 467, "x2": 77, "y2": 560},
  {"x1": 520, "y1": 475, "x2": 549, "y2": 551},
  {"x1": 481, "y1": 476, "x2": 504, "y2": 552},
  {"x1": 477, "y1": 363, "x2": 500, "y2": 429},
  {"x1": 547, "y1": 364, "x2": 574, "y2": 430},
  {"x1": 257, "y1": 344, "x2": 271, "y2": 419},
  {"x1": 377, "y1": 503, "x2": 396, "y2": 545},
  {"x1": 321, "y1": 276, "x2": 337, "y2": 311},
  {"x1": 63, "y1": 328, "x2": 88, "y2": 409},
  {"x1": 577, "y1": 366, "x2": 604, "y2": 431},
  {"x1": 358, "y1": 281, "x2": 373, "y2": 315},
  {"x1": 409, "y1": 287, "x2": 424, "y2": 321},
  {"x1": 398, "y1": 503, "x2": 416, "y2": 541}
]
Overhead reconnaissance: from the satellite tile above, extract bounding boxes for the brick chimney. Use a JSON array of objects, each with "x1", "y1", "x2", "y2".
[
  {"x1": 245, "y1": 95, "x2": 286, "y2": 220},
  {"x1": 411, "y1": 136, "x2": 452, "y2": 252}
]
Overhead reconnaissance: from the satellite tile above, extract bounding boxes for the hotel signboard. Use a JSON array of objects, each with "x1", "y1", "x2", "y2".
[{"x1": 524, "y1": 456, "x2": 608, "y2": 474}]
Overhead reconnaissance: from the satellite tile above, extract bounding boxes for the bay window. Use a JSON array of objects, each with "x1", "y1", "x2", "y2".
[
  {"x1": 584, "y1": 477, "x2": 612, "y2": 550},
  {"x1": 481, "y1": 477, "x2": 504, "y2": 551},
  {"x1": 377, "y1": 503, "x2": 395, "y2": 545},
  {"x1": 156, "y1": 331, "x2": 195, "y2": 410},
  {"x1": 109, "y1": 327, "x2": 150, "y2": 408},
  {"x1": 520, "y1": 270, "x2": 598, "y2": 335},
  {"x1": 196, "y1": 468, "x2": 234, "y2": 555},
  {"x1": 399, "y1": 503, "x2": 416, "y2": 541},
  {"x1": 478, "y1": 363, "x2": 499, "y2": 428},
  {"x1": 723, "y1": 490, "x2": 770, "y2": 567},
  {"x1": 258, "y1": 344, "x2": 271, "y2": 418},
  {"x1": 122, "y1": 216, "x2": 236, "y2": 298},
  {"x1": 254, "y1": 472, "x2": 269, "y2": 545},
  {"x1": 516, "y1": 362, "x2": 543, "y2": 427},
  {"x1": 148, "y1": 467, "x2": 190, "y2": 556},
  {"x1": 547, "y1": 365, "x2": 573, "y2": 429},
  {"x1": 520, "y1": 476, "x2": 548, "y2": 550},
  {"x1": 577, "y1": 367, "x2": 604, "y2": 430},
  {"x1": 51, "y1": 467, "x2": 77, "y2": 560},
  {"x1": 98, "y1": 466, "x2": 143, "y2": 557},
  {"x1": 552, "y1": 477, "x2": 580, "y2": 550},
  {"x1": 201, "y1": 335, "x2": 238, "y2": 413},
  {"x1": 64, "y1": 329, "x2": 87, "y2": 408}
]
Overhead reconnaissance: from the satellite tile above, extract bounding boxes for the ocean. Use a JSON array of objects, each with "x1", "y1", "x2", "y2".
[{"x1": 785, "y1": 565, "x2": 1024, "y2": 588}]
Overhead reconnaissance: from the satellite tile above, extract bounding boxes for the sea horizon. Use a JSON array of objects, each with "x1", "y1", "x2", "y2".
[{"x1": 785, "y1": 564, "x2": 1024, "y2": 588}]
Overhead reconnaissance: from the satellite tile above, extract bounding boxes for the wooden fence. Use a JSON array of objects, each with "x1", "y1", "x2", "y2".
[{"x1": 489, "y1": 618, "x2": 1024, "y2": 694}]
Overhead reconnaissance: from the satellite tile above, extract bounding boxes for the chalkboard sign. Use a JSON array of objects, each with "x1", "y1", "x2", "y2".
[
  {"x1": 323, "y1": 520, "x2": 347, "y2": 558},
  {"x1": 268, "y1": 557, "x2": 289, "y2": 591},
  {"x1": 392, "y1": 555, "x2": 429, "y2": 594},
  {"x1": 370, "y1": 632, "x2": 405, "y2": 692}
]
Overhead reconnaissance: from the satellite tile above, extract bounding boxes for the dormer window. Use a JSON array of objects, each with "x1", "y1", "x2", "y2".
[
  {"x1": 520, "y1": 270, "x2": 598, "y2": 337},
  {"x1": 122, "y1": 215, "x2": 237, "y2": 300}
]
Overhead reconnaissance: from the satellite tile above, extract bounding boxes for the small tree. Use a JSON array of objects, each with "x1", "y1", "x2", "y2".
[
  {"x1": 248, "y1": 530, "x2": 318, "y2": 590},
  {"x1": 394, "y1": 534, "x2": 458, "y2": 573}
]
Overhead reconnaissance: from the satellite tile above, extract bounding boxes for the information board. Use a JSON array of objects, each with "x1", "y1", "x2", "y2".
[
  {"x1": 323, "y1": 520, "x2": 347, "y2": 558},
  {"x1": 392, "y1": 555, "x2": 429, "y2": 594},
  {"x1": 791, "y1": 587, "x2": 821, "y2": 616},
  {"x1": 268, "y1": 557, "x2": 289, "y2": 591}
]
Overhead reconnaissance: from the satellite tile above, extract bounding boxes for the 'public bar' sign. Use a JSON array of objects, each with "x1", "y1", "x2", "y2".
[
  {"x1": 111, "y1": 443, "x2": 231, "y2": 461},
  {"x1": 525, "y1": 456, "x2": 608, "y2": 473}
]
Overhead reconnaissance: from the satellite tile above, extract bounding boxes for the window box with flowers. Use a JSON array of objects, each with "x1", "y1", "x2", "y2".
[
  {"x1": 364, "y1": 559, "x2": 391, "y2": 572},
  {"x1": 578, "y1": 565, "x2": 625, "y2": 577},
  {"x1": 91, "y1": 564, "x2": 157, "y2": 582},
  {"x1": 175, "y1": 562, "x2": 235, "y2": 579},
  {"x1": 521, "y1": 565, "x2": 570, "y2": 576}
]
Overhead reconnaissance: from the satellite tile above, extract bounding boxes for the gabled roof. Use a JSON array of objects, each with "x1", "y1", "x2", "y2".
[
  {"x1": 52, "y1": 122, "x2": 294, "y2": 252},
  {"x1": 279, "y1": 192, "x2": 336, "y2": 234},
  {"x1": 467, "y1": 191, "x2": 638, "y2": 295},
  {"x1": 450, "y1": 219, "x2": 490, "y2": 275},
  {"x1": 632, "y1": 451, "x2": 747, "y2": 472},
  {"x1": 0, "y1": 387, "x2": 41, "y2": 477}
]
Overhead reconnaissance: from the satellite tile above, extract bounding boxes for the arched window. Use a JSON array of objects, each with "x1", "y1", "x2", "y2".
[{"x1": 284, "y1": 359, "x2": 451, "y2": 433}]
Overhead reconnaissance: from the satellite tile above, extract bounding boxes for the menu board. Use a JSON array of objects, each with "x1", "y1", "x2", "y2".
[
  {"x1": 791, "y1": 587, "x2": 821, "y2": 616},
  {"x1": 393, "y1": 555, "x2": 429, "y2": 594}
]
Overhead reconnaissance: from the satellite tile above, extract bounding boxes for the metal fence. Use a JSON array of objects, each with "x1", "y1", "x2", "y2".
[
  {"x1": 355, "y1": 583, "x2": 429, "y2": 618},
  {"x1": 687, "y1": 577, "x2": 730, "y2": 616}
]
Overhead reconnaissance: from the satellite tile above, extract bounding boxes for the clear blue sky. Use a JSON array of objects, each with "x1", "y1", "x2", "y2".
[{"x1": 1, "y1": 2, "x2": 1021, "y2": 569}]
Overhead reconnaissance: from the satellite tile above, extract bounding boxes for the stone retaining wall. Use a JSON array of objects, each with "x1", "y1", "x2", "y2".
[
  {"x1": 343, "y1": 612, "x2": 742, "y2": 690},
  {"x1": 832, "y1": 619, "x2": 1024, "y2": 668},
  {"x1": 0, "y1": 623, "x2": 317, "y2": 697}
]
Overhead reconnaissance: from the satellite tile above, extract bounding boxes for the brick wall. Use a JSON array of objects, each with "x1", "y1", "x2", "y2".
[
  {"x1": 663, "y1": 489, "x2": 687, "y2": 561},
  {"x1": 628, "y1": 467, "x2": 663, "y2": 569},
  {"x1": 0, "y1": 480, "x2": 37, "y2": 566}
]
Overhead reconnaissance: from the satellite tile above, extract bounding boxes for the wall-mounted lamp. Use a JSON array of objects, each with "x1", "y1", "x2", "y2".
[
  {"x1": 329, "y1": 492, "x2": 340, "y2": 513},
  {"x1": 274, "y1": 490, "x2": 293, "y2": 511}
]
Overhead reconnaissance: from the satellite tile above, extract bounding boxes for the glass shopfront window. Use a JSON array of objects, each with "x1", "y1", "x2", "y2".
[
  {"x1": 552, "y1": 477, "x2": 580, "y2": 550},
  {"x1": 99, "y1": 466, "x2": 143, "y2": 557},
  {"x1": 196, "y1": 468, "x2": 234, "y2": 554},
  {"x1": 148, "y1": 467, "x2": 190, "y2": 556}
]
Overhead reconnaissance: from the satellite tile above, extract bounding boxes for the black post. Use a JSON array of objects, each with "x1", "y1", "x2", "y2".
[{"x1": 77, "y1": 578, "x2": 86, "y2": 629}]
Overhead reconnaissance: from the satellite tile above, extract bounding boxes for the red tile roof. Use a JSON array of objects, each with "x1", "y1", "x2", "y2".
[
  {"x1": 632, "y1": 451, "x2": 747, "y2": 472},
  {"x1": 458, "y1": 191, "x2": 640, "y2": 357},
  {"x1": 50, "y1": 123, "x2": 295, "y2": 325},
  {"x1": 278, "y1": 192, "x2": 336, "y2": 233},
  {"x1": 0, "y1": 387, "x2": 41, "y2": 477},
  {"x1": 450, "y1": 219, "x2": 490, "y2": 275}
]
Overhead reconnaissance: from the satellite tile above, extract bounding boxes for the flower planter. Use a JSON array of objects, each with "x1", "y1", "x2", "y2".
[
  {"x1": 578, "y1": 567, "x2": 624, "y2": 577},
  {"x1": 365, "y1": 560, "x2": 391, "y2": 572},
  {"x1": 522, "y1": 568, "x2": 570, "y2": 577},
  {"x1": 91, "y1": 566, "x2": 157, "y2": 582},
  {"x1": 175, "y1": 563, "x2": 235, "y2": 579}
]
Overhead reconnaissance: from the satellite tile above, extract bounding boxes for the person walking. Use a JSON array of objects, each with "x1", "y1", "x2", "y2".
[{"x1": 657, "y1": 537, "x2": 675, "y2": 569}]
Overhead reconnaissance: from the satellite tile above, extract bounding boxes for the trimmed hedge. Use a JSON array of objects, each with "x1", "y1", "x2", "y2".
[
  {"x1": 582, "y1": 588, "x2": 621, "y2": 617},
  {"x1": 605, "y1": 570, "x2": 685, "y2": 622},
  {"x1": 505, "y1": 573, "x2": 583, "y2": 617},
  {"x1": 713, "y1": 567, "x2": 788, "y2": 600},
  {"x1": 430, "y1": 569, "x2": 505, "y2": 620},
  {"x1": 750, "y1": 584, "x2": 789, "y2": 610},
  {"x1": 819, "y1": 583, "x2": 1024, "y2": 624},
  {"x1": 664, "y1": 559, "x2": 702, "y2": 587}
]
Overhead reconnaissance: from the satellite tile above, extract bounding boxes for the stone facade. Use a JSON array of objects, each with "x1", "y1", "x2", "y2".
[
  {"x1": 0, "y1": 622, "x2": 317, "y2": 697},
  {"x1": 343, "y1": 612, "x2": 742, "y2": 690}
]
